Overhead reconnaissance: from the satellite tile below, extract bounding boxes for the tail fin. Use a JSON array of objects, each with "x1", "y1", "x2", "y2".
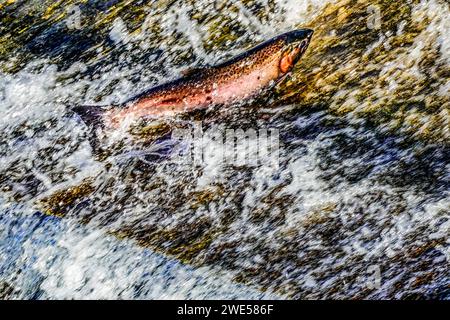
[
  {"x1": 72, "y1": 105, "x2": 109, "y2": 129},
  {"x1": 72, "y1": 105, "x2": 112, "y2": 150}
]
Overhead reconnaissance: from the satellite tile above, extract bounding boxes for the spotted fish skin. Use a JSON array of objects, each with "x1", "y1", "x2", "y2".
[{"x1": 73, "y1": 29, "x2": 314, "y2": 129}]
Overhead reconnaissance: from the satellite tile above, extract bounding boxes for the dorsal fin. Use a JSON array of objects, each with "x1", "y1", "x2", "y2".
[{"x1": 180, "y1": 66, "x2": 211, "y2": 77}]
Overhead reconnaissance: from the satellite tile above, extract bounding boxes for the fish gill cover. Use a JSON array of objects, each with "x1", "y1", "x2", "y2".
[{"x1": 0, "y1": 0, "x2": 449, "y2": 299}]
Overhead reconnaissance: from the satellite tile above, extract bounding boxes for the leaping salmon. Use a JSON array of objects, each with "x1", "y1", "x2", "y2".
[{"x1": 73, "y1": 29, "x2": 314, "y2": 129}]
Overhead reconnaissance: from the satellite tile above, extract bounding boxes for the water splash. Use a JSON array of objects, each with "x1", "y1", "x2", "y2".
[{"x1": 0, "y1": 0, "x2": 449, "y2": 299}]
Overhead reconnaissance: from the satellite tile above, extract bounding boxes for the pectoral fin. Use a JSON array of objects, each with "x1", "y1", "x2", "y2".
[{"x1": 275, "y1": 71, "x2": 292, "y2": 86}]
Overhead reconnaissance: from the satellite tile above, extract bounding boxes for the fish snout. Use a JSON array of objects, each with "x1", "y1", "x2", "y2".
[
  {"x1": 284, "y1": 29, "x2": 314, "y2": 59},
  {"x1": 284, "y1": 29, "x2": 314, "y2": 45}
]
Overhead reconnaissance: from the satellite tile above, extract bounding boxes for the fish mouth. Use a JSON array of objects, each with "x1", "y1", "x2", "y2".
[
  {"x1": 278, "y1": 29, "x2": 313, "y2": 74},
  {"x1": 288, "y1": 29, "x2": 313, "y2": 64}
]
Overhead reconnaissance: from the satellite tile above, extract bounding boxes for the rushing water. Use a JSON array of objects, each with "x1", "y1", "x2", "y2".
[{"x1": 0, "y1": 0, "x2": 449, "y2": 299}]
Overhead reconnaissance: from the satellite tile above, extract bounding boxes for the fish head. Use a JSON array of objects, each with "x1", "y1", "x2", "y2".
[{"x1": 278, "y1": 29, "x2": 314, "y2": 74}]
